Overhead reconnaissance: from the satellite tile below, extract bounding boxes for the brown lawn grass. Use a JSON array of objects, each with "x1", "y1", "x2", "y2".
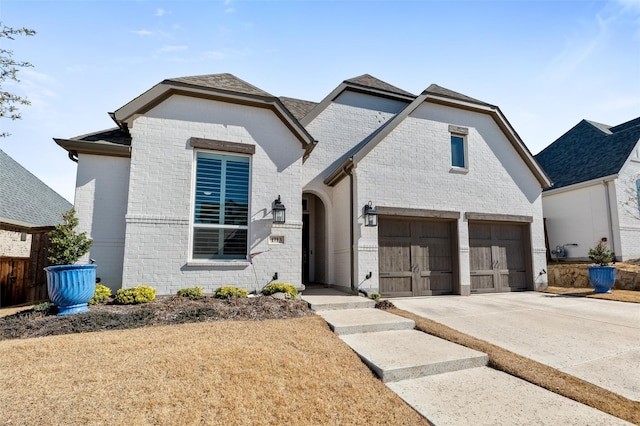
[
  {"x1": 0, "y1": 316, "x2": 429, "y2": 426},
  {"x1": 542, "y1": 286, "x2": 640, "y2": 303},
  {"x1": 389, "y1": 308, "x2": 640, "y2": 425}
]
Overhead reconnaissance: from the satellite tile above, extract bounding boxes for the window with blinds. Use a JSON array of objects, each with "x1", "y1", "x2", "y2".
[{"x1": 193, "y1": 152, "x2": 250, "y2": 259}]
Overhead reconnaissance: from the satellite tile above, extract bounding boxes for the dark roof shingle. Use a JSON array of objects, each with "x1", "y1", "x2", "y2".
[
  {"x1": 0, "y1": 149, "x2": 71, "y2": 227},
  {"x1": 344, "y1": 74, "x2": 415, "y2": 97},
  {"x1": 165, "y1": 73, "x2": 273, "y2": 98},
  {"x1": 423, "y1": 84, "x2": 492, "y2": 107},
  {"x1": 535, "y1": 118, "x2": 640, "y2": 190},
  {"x1": 279, "y1": 97, "x2": 318, "y2": 121}
]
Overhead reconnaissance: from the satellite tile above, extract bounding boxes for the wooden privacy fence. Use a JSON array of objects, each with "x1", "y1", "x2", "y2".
[{"x1": 0, "y1": 226, "x2": 51, "y2": 307}]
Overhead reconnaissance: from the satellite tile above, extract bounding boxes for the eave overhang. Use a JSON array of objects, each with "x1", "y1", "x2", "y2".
[
  {"x1": 112, "y1": 80, "x2": 317, "y2": 157},
  {"x1": 54, "y1": 138, "x2": 131, "y2": 158}
]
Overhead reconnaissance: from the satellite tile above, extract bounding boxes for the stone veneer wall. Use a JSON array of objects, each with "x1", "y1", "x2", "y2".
[{"x1": 547, "y1": 263, "x2": 640, "y2": 291}]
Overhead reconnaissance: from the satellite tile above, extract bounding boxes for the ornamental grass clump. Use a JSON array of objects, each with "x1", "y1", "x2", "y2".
[
  {"x1": 177, "y1": 286, "x2": 205, "y2": 300},
  {"x1": 114, "y1": 286, "x2": 156, "y2": 305},
  {"x1": 588, "y1": 241, "x2": 615, "y2": 266},
  {"x1": 48, "y1": 207, "x2": 93, "y2": 265},
  {"x1": 89, "y1": 284, "x2": 112, "y2": 305},
  {"x1": 214, "y1": 286, "x2": 248, "y2": 299},
  {"x1": 262, "y1": 282, "x2": 298, "y2": 299}
]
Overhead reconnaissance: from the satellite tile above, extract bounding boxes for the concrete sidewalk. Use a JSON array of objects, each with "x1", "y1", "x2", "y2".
[
  {"x1": 303, "y1": 291, "x2": 632, "y2": 425},
  {"x1": 392, "y1": 291, "x2": 640, "y2": 402}
]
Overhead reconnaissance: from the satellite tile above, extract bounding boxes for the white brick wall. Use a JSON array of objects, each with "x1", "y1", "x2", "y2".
[
  {"x1": 121, "y1": 95, "x2": 304, "y2": 295},
  {"x1": 0, "y1": 230, "x2": 31, "y2": 257},
  {"x1": 75, "y1": 154, "x2": 130, "y2": 292},
  {"x1": 354, "y1": 102, "x2": 547, "y2": 293}
]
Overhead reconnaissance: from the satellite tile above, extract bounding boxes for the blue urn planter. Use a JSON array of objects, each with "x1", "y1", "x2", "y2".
[
  {"x1": 588, "y1": 265, "x2": 616, "y2": 294},
  {"x1": 45, "y1": 264, "x2": 97, "y2": 316}
]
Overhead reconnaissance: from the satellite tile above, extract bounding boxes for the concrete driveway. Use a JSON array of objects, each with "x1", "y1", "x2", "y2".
[{"x1": 392, "y1": 292, "x2": 640, "y2": 401}]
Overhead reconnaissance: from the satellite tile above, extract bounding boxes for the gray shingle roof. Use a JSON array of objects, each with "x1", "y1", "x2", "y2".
[
  {"x1": 165, "y1": 73, "x2": 273, "y2": 98},
  {"x1": 424, "y1": 84, "x2": 492, "y2": 107},
  {"x1": 344, "y1": 74, "x2": 415, "y2": 97},
  {"x1": 0, "y1": 149, "x2": 71, "y2": 227},
  {"x1": 279, "y1": 97, "x2": 318, "y2": 121},
  {"x1": 535, "y1": 117, "x2": 640, "y2": 190},
  {"x1": 72, "y1": 128, "x2": 131, "y2": 146}
]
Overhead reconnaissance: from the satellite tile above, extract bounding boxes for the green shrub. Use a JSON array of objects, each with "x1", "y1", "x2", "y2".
[
  {"x1": 262, "y1": 282, "x2": 298, "y2": 299},
  {"x1": 177, "y1": 286, "x2": 205, "y2": 299},
  {"x1": 32, "y1": 301, "x2": 55, "y2": 314},
  {"x1": 89, "y1": 284, "x2": 112, "y2": 305},
  {"x1": 48, "y1": 207, "x2": 93, "y2": 265},
  {"x1": 213, "y1": 286, "x2": 248, "y2": 299},
  {"x1": 588, "y1": 241, "x2": 615, "y2": 266},
  {"x1": 114, "y1": 286, "x2": 156, "y2": 305},
  {"x1": 368, "y1": 292, "x2": 381, "y2": 302}
]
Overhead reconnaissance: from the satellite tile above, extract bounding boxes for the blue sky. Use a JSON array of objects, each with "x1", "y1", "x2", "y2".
[{"x1": 1, "y1": 0, "x2": 639, "y2": 202}]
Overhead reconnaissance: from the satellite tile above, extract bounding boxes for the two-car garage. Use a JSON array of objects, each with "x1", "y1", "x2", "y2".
[{"x1": 377, "y1": 211, "x2": 532, "y2": 297}]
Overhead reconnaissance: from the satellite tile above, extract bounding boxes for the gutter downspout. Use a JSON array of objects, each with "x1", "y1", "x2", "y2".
[
  {"x1": 603, "y1": 179, "x2": 616, "y2": 259},
  {"x1": 345, "y1": 164, "x2": 357, "y2": 295}
]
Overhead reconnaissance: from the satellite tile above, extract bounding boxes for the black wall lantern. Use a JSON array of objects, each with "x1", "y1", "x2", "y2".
[
  {"x1": 363, "y1": 201, "x2": 378, "y2": 227},
  {"x1": 272, "y1": 195, "x2": 286, "y2": 224}
]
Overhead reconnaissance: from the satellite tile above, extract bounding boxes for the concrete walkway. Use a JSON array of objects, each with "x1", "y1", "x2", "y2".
[
  {"x1": 303, "y1": 291, "x2": 632, "y2": 425},
  {"x1": 392, "y1": 292, "x2": 640, "y2": 402}
]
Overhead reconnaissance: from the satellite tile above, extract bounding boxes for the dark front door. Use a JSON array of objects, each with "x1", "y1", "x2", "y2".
[{"x1": 302, "y1": 213, "x2": 310, "y2": 284}]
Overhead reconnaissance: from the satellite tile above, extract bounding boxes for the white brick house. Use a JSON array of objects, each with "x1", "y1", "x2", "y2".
[
  {"x1": 56, "y1": 74, "x2": 551, "y2": 296},
  {"x1": 536, "y1": 117, "x2": 640, "y2": 261}
]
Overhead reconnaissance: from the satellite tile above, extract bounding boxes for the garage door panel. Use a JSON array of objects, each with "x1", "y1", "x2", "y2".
[
  {"x1": 379, "y1": 218, "x2": 455, "y2": 297},
  {"x1": 469, "y1": 222, "x2": 530, "y2": 294}
]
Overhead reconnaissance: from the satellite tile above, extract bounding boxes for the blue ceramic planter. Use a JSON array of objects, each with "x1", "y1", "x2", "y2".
[
  {"x1": 588, "y1": 265, "x2": 616, "y2": 294},
  {"x1": 45, "y1": 264, "x2": 97, "y2": 316}
]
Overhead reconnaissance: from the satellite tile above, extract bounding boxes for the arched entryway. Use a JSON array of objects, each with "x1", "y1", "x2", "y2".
[{"x1": 302, "y1": 193, "x2": 327, "y2": 285}]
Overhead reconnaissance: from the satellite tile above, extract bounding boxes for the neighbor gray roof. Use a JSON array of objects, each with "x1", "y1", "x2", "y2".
[
  {"x1": 279, "y1": 97, "x2": 318, "y2": 121},
  {"x1": 165, "y1": 73, "x2": 273, "y2": 98},
  {"x1": 345, "y1": 74, "x2": 415, "y2": 98},
  {"x1": 535, "y1": 117, "x2": 640, "y2": 190},
  {"x1": 0, "y1": 149, "x2": 71, "y2": 227}
]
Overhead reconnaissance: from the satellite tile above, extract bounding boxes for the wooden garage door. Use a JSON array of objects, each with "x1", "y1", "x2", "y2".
[
  {"x1": 469, "y1": 222, "x2": 529, "y2": 293},
  {"x1": 378, "y1": 218, "x2": 455, "y2": 297}
]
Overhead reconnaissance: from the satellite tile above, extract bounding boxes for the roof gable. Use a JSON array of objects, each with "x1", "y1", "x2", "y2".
[
  {"x1": 301, "y1": 74, "x2": 415, "y2": 126},
  {"x1": 112, "y1": 73, "x2": 316, "y2": 152},
  {"x1": 0, "y1": 149, "x2": 71, "y2": 227},
  {"x1": 535, "y1": 117, "x2": 640, "y2": 190},
  {"x1": 324, "y1": 84, "x2": 551, "y2": 188}
]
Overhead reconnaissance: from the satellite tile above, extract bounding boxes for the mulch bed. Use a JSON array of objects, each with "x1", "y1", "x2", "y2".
[{"x1": 0, "y1": 295, "x2": 314, "y2": 341}]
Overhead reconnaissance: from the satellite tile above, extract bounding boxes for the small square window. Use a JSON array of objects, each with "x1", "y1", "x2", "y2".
[{"x1": 451, "y1": 135, "x2": 466, "y2": 168}]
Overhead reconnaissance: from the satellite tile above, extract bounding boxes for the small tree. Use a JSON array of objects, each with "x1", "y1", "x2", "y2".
[
  {"x1": 588, "y1": 241, "x2": 615, "y2": 266},
  {"x1": 48, "y1": 207, "x2": 93, "y2": 265},
  {"x1": 1, "y1": 23, "x2": 36, "y2": 137}
]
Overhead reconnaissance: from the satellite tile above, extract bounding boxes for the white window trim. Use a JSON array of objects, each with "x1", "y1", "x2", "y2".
[
  {"x1": 449, "y1": 133, "x2": 469, "y2": 173},
  {"x1": 188, "y1": 149, "x2": 252, "y2": 263}
]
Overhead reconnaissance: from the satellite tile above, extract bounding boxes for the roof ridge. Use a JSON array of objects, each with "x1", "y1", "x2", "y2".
[
  {"x1": 423, "y1": 84, "x2": 491, "y2": 107},
  {"x1": 344, "y1": 74, "x2": 415, "y2": 98},
  {"x1": 165, "y1": 73, "x2": 274, "y2": 98}
]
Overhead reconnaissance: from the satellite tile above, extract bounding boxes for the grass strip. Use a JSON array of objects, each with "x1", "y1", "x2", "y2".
[
  {"x1": 389, "y1": 308, "x2": 640, "y2": 425},
  {"x1": 542, "y1": 286, "x2": 640, "y2": 303}
]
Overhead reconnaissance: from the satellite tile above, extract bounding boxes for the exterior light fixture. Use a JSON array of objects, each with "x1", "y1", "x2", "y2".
[
  {"x1": 363, "y1": 201, "x2": 378, "y2": 227},
  {"x1": 272, "y1": 195, "x2": 286, "y2": 224}
]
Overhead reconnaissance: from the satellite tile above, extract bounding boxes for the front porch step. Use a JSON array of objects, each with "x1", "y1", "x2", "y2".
[
  {"x1": 302, "y1": 295, "x2": 375, "y2": 311},
  {"x1": 318, "y1": 308, "x2": 415, "y2": 335},
  {"x1": 340, "y1": 329, "x2": 489, "y2": 383}
]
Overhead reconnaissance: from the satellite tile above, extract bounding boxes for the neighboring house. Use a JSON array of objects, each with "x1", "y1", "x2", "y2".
[
  {"x1": 0, "y1": 148, "x2": 71, "y2": 256},
  {"x1": 55, "y1": 73, "x2": 551, "y2": 297},
  {"x1": 0, "y1": 148, "x2": 71, "y2": 307},
  {"x1": 536, "y1": 117, "x2": 640, "y2": 261}
]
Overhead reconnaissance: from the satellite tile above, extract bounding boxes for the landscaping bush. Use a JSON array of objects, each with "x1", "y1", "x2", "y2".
[
  {"x1": 89, "y1": 284, "x2": 112, "y2": 305},
  {"x1": 214, "y1": 286, "x2": 249, "y2": 299},
  {"x1": 368, "y1": 292, "x2": 381, "y2": 302},
  {"x1": 262, "y1": 282, "x2": 298, "y2": 299},
  {"x1": 114, "y1": 286, "x2": 156, "y2": 305},
  {"x1": 177, "y1": 286, "x2": 205, "y2": 300}
]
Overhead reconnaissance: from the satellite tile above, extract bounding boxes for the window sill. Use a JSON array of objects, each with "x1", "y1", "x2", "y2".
[
  {"x1": 449, "y1": 166, "x2": 469, "y2": 174},
  {"x1": 187, "y1": 260, "x2": 251, "y2": 267}
]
